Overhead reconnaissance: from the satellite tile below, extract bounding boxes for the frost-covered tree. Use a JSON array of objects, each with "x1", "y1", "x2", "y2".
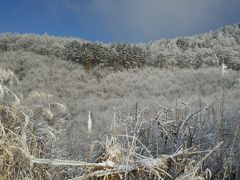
[{"x1": 1, "y1": 23, "x2": 240, "y2": 70}]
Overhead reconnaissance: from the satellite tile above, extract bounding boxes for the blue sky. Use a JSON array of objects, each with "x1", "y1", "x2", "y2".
[{"x1": 0, "y1": 0, "x2": 240, "y2": 43}]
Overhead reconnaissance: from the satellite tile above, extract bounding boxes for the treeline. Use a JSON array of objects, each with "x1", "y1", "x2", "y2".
[
  {"x1": 147, "y1": 24, "x2": 240, "y2": 70},
  {"x1": 1, "y1": 24, "x2": 240, "y2": 70},
  {"x1": 0, "y1": 33, "x2": 67, "y2": 57},
  {"x1": 64, "y1": 41, "x2": 149, "y2": 69}
]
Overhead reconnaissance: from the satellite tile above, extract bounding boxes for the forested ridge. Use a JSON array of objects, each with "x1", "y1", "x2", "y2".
[{"x1": 1, "y1": 24, "x2": 240, "y2": 70}]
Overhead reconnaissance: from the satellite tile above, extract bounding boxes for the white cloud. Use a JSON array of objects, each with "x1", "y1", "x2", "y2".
[{"x1": 44, "y1": 0, "x2": 240, "y2": 42}]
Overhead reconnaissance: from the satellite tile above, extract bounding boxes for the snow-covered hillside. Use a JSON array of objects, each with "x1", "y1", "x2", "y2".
[{"x1": 1, "y1": 24, "x2": 240, "y2": 179}]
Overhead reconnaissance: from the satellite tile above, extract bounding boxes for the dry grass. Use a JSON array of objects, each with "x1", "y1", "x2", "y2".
[
  {"x1": 76, "y1": 137, "x2": 221, "y2": 180},
  {"x1": 0, "y1": 68, "x2": 62, "y2": 179},
  {"x1": 0, "y1": 68, "x2": 238, "y2": 179},
  {"x1": 0, "y1": 70, "x2": 46, "y2": 179},
  {"x1": 75, "y1": 107, "x2": 223, "y2": 180}
]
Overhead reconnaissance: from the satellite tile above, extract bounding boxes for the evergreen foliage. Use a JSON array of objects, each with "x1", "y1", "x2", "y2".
[{"x1": 64, "y1": 41, "x2": 149, "y2": 69}]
